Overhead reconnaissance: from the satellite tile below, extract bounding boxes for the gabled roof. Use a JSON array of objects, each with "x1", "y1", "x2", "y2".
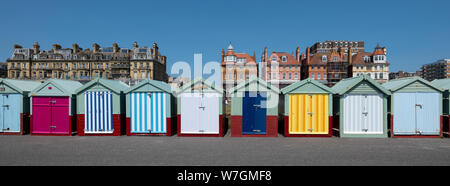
[
  {"x1": 0, "y1": 78, "x2": 42, "y2": 94},
  {"x1": 332, "y1": 74, "x2": 391, "y2": 95},
  {"x1": 383, "y1": 76, "x2": 443, "y2": 92},
  {"x1": 173, "y1": 78, "x2": 223, "y2": 96},
  {"x1": 124, "y1": 79, "x2": 172, "y2": 94},
  {"x1": 281, "y1": 78, "x2": 334, "y2": 94},
  {"x1": 229, "y1": 77, "x2": 280, "y2": 94},
  {"x1": 30, "y1": 79, "x2": 83, "y2": 96},
  {"x1": 431, "y1": 78, "x2": 450, "y2": 90},
  {"x1": 75, "y1": 78, "x2": 129, "y2": 95}
]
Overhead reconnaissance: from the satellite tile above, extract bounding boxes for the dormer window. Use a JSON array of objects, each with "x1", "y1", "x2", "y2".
[
  {"x1": 281, "y1": 56, "x2": 287, "y2": 62},
  {"x1": 271, "y1": 57, "x2": 277, "y2": 62},
  {"x1": 225, "y1": 56, "x2": 236, "y2": 62},
  {"x1": 322, "y1": 55, "x2": 327, "y2": 62},
  {"x1": 363, "y1": 56, "x2": 370, "y2": 62}
]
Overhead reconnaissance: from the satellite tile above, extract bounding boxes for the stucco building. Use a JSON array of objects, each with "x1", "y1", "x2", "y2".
[{"x1": 6, "y1": 42, "x2": 168, "y2": 82}]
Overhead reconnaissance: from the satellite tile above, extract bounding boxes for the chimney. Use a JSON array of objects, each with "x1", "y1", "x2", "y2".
[
  {"x1": 133, "y1": 41, "x2": 138, "y2": 50},
  {"x1": 92, "y1": 43, "x2": 100, "y2": 53},
  {"x1": 296, "y1": 46, "x2": 300, "y2": 61},
  {"x1": 152, "y1": 42, "x2": 159, "y2": 58},
  {"x1": 339, "y1": 47, "x2": 345, "y2": 59},
  {"x1": 221, "y1": 49, "x2": 225, "y2": 62},
  {"x1": 262, "y1": 47, "x2": 267, "y2": 62},
  {"x1": 52, "y1": 44, "x2": 61, "y2": 53},
  {"x1": 300, "y1": 53, "x2": 305, "y2": 61},
  {"x1": 13, "y1": 44, "x2": 23, "y2": 49},
  {"x1": 348, "y1": 47, "x2": 353, "y2": 64},
  {"x1": 72, "y1": 43, "x2": 79, "y2": 54},
  {"x1": 33, "y1": 42, "x2": 40, "y2": 54},
  {"x1": 113, "y1": 42, "x2": 119, "y2": 53},
  {"x1": 306, "y1": 47, "x2": 310, "y2": 65}
]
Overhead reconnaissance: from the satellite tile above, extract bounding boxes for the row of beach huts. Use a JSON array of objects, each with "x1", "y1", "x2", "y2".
[{"x1": 0, "y1": 74, "x2": 449, "y2": 138}]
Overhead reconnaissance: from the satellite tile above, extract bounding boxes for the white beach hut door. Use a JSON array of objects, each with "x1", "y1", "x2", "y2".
[
  {"x1": 180, "y1": 92, "x2": 201, "y2": 134},
  {"x1": 199, "y1": 93, "x2": 219, "y2": 134},
  {"x1": 363, "y1": 94, "x2": 384, "y2": 134}
]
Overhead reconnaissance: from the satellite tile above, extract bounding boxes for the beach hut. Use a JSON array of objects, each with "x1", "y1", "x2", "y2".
[
  {"x1": 0, "y1": 79, "x2": 41, "y2": 135},
  {"x1": 74, "y1": 78, "x2": 129, "y2": 136},
  {"x1": 431, "y1": 78, "x2": 450, "y2": 137},
  {"x1": 332, "y1": 74, "x2": 390, "y2": 138},
  {"x1": 229, "y1": 78, "x2": 279, "y2": 137},
  {"x1": 174, "y1": 78, "x2": 226, "y2": 137},
  {"x1": 281, "y1": 78, "x2": 335, "y2": 137},
  {"x1": 124, "y1": 79, "x2": 176, "y2": 136},
  {"x1": 383, "y1": 77, "x2": 443, "y2": 137},
  {"x1": 29, "y1": 79, "x2": 82, "y2": 136}
]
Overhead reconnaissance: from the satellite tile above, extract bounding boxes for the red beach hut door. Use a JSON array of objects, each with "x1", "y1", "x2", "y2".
[{"x1": 32, "y1": 97, "x2": 69, "y2": 134}]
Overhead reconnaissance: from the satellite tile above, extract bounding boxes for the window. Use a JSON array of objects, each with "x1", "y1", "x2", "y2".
[
  {"x1": 380, "y1": 73, "x2": 384, "y2": 79},
  {"x1": 289, "y1": 73, "x2": 292, "y2": 79},
  {"x1": 271, "y1": 57, "x2": 277, "y2": 62},
  {"x1": 322, "y1": 55, "x2": 327, "y2": 62},
  {"x1": 323, "y1": 74, "x2": 327, "y2": 79},
  {"x1": 283, "y1": 73, "x2": 286, "y2": 80},
  {"x1": 318, "y1": 73, "x2": 321, "y2": 79},
  {"x1": 281, "y1": 56, "x2": 287, "y2": 62},
  {"x1": 333, "y1": 56, "x2": 338, "y2": 62},
  {"x1": 294, "y1": 73, "x2": 298, "y2": 79},
  {"x1": 312, "y1": 73, "x2": 315, "y2": 79}
]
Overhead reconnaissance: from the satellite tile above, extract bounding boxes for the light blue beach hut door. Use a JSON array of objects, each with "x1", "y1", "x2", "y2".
[{"x1": 1, "y1": 94, "x2": 21, "y2": 132}]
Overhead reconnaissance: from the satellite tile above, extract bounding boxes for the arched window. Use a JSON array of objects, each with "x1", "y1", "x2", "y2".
[{"x1": 322, "y1": 55, "x2": 327, "y2": 62}]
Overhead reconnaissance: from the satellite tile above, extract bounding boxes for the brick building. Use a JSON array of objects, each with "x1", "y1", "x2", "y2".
[
  {"x1": 350, "y1": 44, "x2": 389, "y2": 83},
  {"x1": 221, "y1": 44, "x2": 258, "y2": 91},
  {"x1": 421, "y1": 59, "x2": 450, "y2": 81},
  {"x1": 6, "y1": 42, "x2": 168, "y2": 82},
  {"x1": 260, "y1": 46, "x2": 302, "y2": 88},
  {"x1": 389, "y1": 70, "x2": 421, "y2": 80}
]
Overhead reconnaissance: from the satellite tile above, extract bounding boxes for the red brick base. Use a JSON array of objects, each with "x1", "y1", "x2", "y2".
[
  {"x1": 77, "y1": 114, "x2": 123, "y2": 136},
  {"x1": 126, "y1": 116, "x2": 177, "y2": 136},
  {"x1": 230, "y1": 115, "x2": 278, "y2": 137},
  {"x1": 391, "y1": 115, "x2": 443, "y2": 138},
  {"x1": 177, "y1": 114, "x2": 225, "y2": 137},
  {"x1": 282, "y1": 116, "x2": 333, "y2": 137}
]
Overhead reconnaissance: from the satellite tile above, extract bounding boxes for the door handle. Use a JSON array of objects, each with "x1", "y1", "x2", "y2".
[
  {"x1": 308, "y1": 112, "x2": 313, "y2": 116},
  {"x1": 253, "y1": 104, "x2": 261, "y2": 108},
  {"x1": 2, "y1": 105, "x2": 9, "y2": 108},
  {"x1": 415, "y1": 104, "x2": 422, "y2": 109},
  {"x1": 49, "y1": 126, "x2": 56, "y2": 128},
  {"x1": 253, "y1": 130, "x2": 261, "y2": 132},
  {"x1": 199, "y1": 106, "x2": 205, "y2": 110},
  {"x1": 362, "y1": 112, "x2": 368, "y2": 116},
  {"x1": 49, "y1": 101, "x2": 56, "y2": 103},
  {"x1": 199, "y1": 130, "x2": 204, "y2": 132},
  {"x1": 307, "y1": 129, "x2": 314, "y2": 132},
  {"x1": 362, "y1": 129, "x2": 368, "y2": 132}
]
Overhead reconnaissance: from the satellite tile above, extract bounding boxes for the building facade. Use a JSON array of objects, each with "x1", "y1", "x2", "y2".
[
  {"x1": 6, "y1": 42, "x2": 168, "y2": 82},
  {"x1": 261, "y1": 47, "x2": 302, "y2": 88},
  {"x1": 303, "y1": 46, "x2": 351, "y2": 86},
  {"x1": 221, "y1": 44, "x2": 258, "y2": 91},
  {"x1": 421, "y1": 59, "x2": 450, "y2": 81},
  {"x1": 350, "y1": 45, "x2": 389, "y2": 83},
  {"x1": 389, "y1": 70, "x2": 421, "y2": 80},
  {"x1": 310, "y1": 40, "x2": 365, "y2": 56},
  {"x1": 0, "y1": 63, "x2": 7, "y2": 78}
]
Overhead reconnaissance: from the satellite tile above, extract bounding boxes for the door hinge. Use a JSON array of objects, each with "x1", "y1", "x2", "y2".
[
  {"x1": 253, "y1": 104, "x2": 261, "y2": 108},
  {"x1": 362, "y1": 112, "x2": 368, "y2": 116},
  {"x1": 362, "y1": 129, "x2": 369, "y2": 132},
  {"x1": 308, "y1": 112, "x2": 313, "y2": 116},
  {"x1": 415, "y1": 104, "x2": 422, "y2": 109},
  {"x1": 199, "y1": 130, "x2": 204, "y2": 132},
  {"x1": 2, "y1": 105, "x2": 9, "y2": 108},
  {"x1": 49, "y1": 101, "x2": 56, "y2": 103},
  {"x1": 49, "y1": 126, "x2": 56, "y2": 128},
  {"x1": 199, "y1": 106, "x2": 205, "y2": 110},
  {"x1": 253, "y1": 129, "x2": 261, "y2": 132},
  {"x1": 307, "y1": 129, "x2": 314, "y2": 132}
]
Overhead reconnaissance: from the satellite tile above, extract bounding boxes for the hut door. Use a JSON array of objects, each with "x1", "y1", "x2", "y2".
[
  {"x1": 32, "y1": 97, "x2": 69, "y2": 134},
  {"x1": 242, "y1": 92, "x2": 267, "y2": 134},
  {"x1": 415, "y1": 92, "x2": 440, "y2": 135},
  {"x1": 343, "y1": 95, "x2": 364, "y2": 134},
  {"x1": 85, "y1": 92, "x2": 113, "y2": 134},
  {"x1": 289, "y1": 94, "x2": 329, "y2": 134},
  {"x1": 363, "y1": 94, "x2": 384, "y2": 134},
  {"x1": 180, "y1": 92, "x2": 202, "y2": 134},
  {"x1": 199, "y1": 92, "x2": 219, "y2": 134},
  {"x1": 2, "y1": 94, "x2": 21, "y2": 132},
  {"x1": 131, "y1": 92, "x2": 167, "y2": 134},
  {"x1": 50, "y1": 97, "x2": 70, "y2": 134},
  {"x1": 393, "y1": 93, "x2": 416, "y2": 134}
]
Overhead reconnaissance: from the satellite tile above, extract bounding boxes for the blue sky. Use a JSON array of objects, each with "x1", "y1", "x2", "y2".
[{"x1": 0, "y1": 0, "x2": 449, "y2": 76}]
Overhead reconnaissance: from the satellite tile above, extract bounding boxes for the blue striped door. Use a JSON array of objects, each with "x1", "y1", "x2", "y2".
[
  {"x1": 85, "y1": 92, "x2": 113, "y2": 134},
  {"x1": 0, "y1": 95, "x2": 3, "y2": 131},
  {"x1": 130, "y1": 92, "x2": 167, "y2": 134},
  {"x1": 2, "y1": 94, "x2": 21, "y2": 132},
  {"x1": 242, "y1": 92, "x2": 267, "y2": 134}
]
